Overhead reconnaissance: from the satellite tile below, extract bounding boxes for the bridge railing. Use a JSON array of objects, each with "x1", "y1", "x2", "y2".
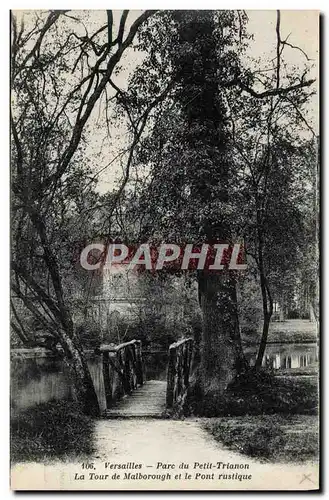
[
  {"x1": 166, "y1": 337, "x2": 193, "y2": 409},
  {"x1": 99, "y1": 340, "x2": 144, "y2": 408}
]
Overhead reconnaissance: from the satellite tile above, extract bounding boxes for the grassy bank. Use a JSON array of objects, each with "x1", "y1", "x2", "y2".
[
  {"x1": 11, "y1": 401, "x2": 95, "y2": 463},
  {"x1": 204, "y1": 415, "x2": 319, "y2": 463},
  {"x1": 188, "y1": 370, "x2": 318, "y2": 417},
  {"x1": 242, "y1": 320, "x2": 318, "y2": 345},
  {"x1": 264, "y1": 320, "x2": 318, "y2": 343}
]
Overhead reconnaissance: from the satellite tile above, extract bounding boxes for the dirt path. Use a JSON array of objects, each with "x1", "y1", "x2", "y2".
[{"x1": 11, "y1": 418, "x2": 319, "y2": 491}]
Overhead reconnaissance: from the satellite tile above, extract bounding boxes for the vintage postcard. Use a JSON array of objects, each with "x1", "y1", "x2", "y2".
[{"x1": 10, "y1": 9, "x2": 319, "y2": 491}]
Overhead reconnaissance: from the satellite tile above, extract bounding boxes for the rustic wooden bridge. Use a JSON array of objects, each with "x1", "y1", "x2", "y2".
[{"x1": 98, "y1": 338, "x2": 193, "y2": 418}]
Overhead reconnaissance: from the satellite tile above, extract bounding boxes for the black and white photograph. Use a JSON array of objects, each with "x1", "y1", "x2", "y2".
[{"x1": 10, "y1": 9, "x2": 319, "y2": 491}]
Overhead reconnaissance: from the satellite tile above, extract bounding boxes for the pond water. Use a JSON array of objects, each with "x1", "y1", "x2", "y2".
[
  {"x1": 11, "y1": 342, "x2": 318, "y2": 413},
  {"x1": 10, "y1": 350, "x2": 168, "y2": 413},
  {"x1": 245, "y1": 342, "x2": 318, "y2": 371},
  {"x1": 10, "y1": 356, "x2": 107, "y2": 413}
]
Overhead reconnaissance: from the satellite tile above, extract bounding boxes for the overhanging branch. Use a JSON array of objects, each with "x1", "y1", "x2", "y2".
[{"x1": 223, "y1": 77, "x2": 315, "y2": 99}]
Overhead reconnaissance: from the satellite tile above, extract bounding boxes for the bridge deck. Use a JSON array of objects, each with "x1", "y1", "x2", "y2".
[{"x1": 105, "y1": 380, "x2": 167, "y2": 419}]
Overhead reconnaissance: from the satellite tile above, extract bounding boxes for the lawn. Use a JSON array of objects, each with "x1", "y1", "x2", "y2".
[
  {"x1": 266, "y1": 319, "x2": 318, "y2": 343},
  {"x1": 204, "y1": 414, "x2": 319, "y2": 463}
]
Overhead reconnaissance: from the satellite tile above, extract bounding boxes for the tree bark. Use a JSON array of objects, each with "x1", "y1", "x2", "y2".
[
  {"x1": 198, "y1": 271, "x2": 247, "y2": 396},
  {"x1": 255, "y1": 313, "x2": 271, "y2": 370}
]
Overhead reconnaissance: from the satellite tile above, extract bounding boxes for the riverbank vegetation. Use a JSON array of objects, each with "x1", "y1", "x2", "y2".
[{"x1": 11, "y1": 401, "x2": 95, "y2": 463}]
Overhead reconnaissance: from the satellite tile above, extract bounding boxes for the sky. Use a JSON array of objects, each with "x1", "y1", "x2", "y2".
[{"x1": 246, "y1": 10, "x2": 318, "y2": 116}]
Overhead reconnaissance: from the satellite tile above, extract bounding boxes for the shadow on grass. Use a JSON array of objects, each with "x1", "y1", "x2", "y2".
[
  {"x1": 188, "y1": 369, "x2": 318, "y2": 417},
  {"x1": 204, "y1": 414, "x2": 319, "y2": 463}
]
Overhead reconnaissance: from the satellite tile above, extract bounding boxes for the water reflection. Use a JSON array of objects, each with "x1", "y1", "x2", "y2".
[
  {"x1": 10, "y1": 356, "x2": 107, "y2": 413},
  {"x1": 245, "y1": 343, "x2": 318, "y2": 371}
]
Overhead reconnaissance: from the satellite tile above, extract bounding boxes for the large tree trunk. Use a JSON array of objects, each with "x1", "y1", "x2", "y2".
[
  {"x1": 198, "y1": 271, "x2": 247, "y2": 396},
  {"x1": 171, "y1": 11, "x2": 248, "y2": 397},
  {"x1": 60, "y1": 332, "x2": 100, "y2": 417}
]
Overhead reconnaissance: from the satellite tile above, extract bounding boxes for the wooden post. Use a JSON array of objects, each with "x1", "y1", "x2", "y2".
[
  {"x1": 166, "y1": 338, "x2": 193, "y2": 409},
  {"x1": 166, "y1": 345, "x2": 176, "y2": 408},
  {"x1": 184, "y1": 341, "x2": 193, "y2": 388},
  {"x1": 100, "y1": 339, "x2": 145, "y2": 408},
  {"x1": 135, "y1": 340, "x2": 144, "y2": 386},
  {"x1": 122, "y1": 348, "x2": 132, "y2": 394},
  {"x1": 102, "y1": 351, "x2": 113, "y2": 408}
]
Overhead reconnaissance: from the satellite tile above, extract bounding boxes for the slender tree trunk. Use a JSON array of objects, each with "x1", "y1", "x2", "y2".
[
  {"x1": 255, "y1": 313, "x2": 271, "y2": 369},
  {"x1": 35, "y1": 214, "x2": 100, "y2": 415},
  {"x1": 60, "y1": 332, "x2": 100, "y2": 416},
  {"x1": 198, "y1": 271, "x2": 247, "y2": 395},
  {"x1": 15, "y1": 212, "x2": 101, "y2": 416},
  {"x1": 255, "y1": 249, "x2": 274, "y2": 369}
]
